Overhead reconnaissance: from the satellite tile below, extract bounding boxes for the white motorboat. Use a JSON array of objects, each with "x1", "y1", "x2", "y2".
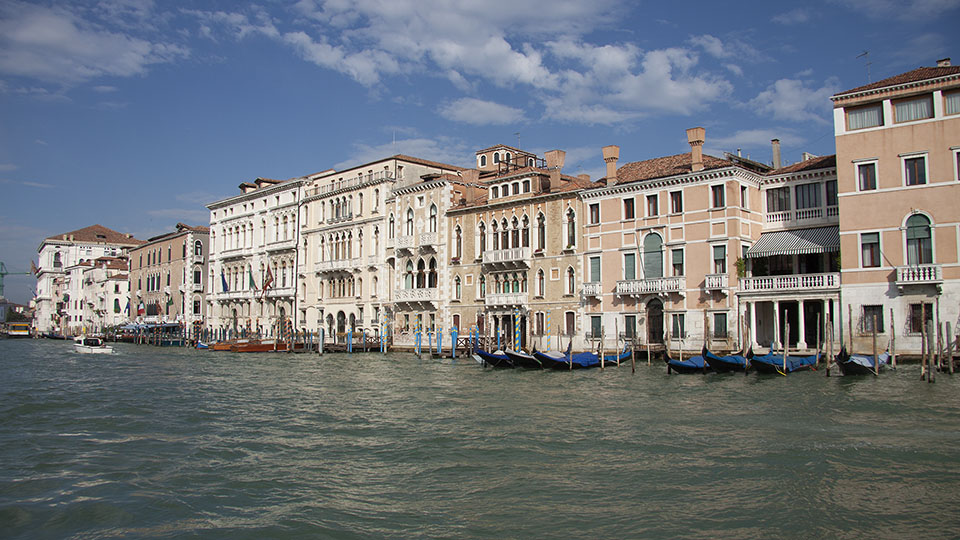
[{"x1": 74, "y1": 337, "x2": 114, "y2": 354}]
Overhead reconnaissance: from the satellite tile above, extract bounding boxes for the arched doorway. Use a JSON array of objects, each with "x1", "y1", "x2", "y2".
[
  {"x1": 337, "y1": 311, "x2": 346, "y2": 335},
  {"x1": 231, "y1": 309, "x2": 238, "y2": 334},
  {"x1": 647, "y1": 298, "x2": 663, "y2": 343},
  {"x1": 326, "y1": 314, "x2": 334, "y2": 336},
  {"x1": 349, "y1": 313, "x2": 356, "y2": 331}
]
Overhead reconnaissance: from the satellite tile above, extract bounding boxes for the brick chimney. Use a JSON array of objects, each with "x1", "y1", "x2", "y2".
[
  {"x1": 544, "y1": 150, "x2": 566, "y2": 170},
  {"x1": 602, "y1": 145, "x2": 619, "y2": 182},
  {"x1": 686, "y1": 127, "x2": 705, "y2": 172},
  {"x1": 771, "y1": 138, "x2": 781, "y2": 168},
  {"x1": 937, "y1": 57, "x2": 951, "y2": 67}
]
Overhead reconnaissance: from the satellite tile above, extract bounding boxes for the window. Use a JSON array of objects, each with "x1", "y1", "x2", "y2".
[
  {"x1": 847, "y1": 103, "x2": 883, "y2": 130},
  {"x1": 862, "y1": 305, "x2": 884, "y2": 334},
  {"x1": 454, "y1": 226, "x2": 462, "y2": 259},
  {"x1": 536, "y1": 269, "x2": 545, "y2": 297},
  {"x1": 193, "y1": 300, "x2": 201, "y2": 314},
  {"x1": 713, "y1": 313, "x2": 727, "y2": 338},
  {"x1": 491, "y1": 186, "x2": 499, "y2": 198},
  {"x1": 388, "y1": 214, "x2": 395, "y2": 239},
  {"x1": 795, "y1": 183, "x2": 821, "y2": 209},
  {"x1": 624, "y1": 315, "x2": 636, "y2": 338},
  {"x1": 566, "y1": 267, "x2": 575, "y2": 295},
  {"x1": 478, "y1": 222, "x2": 486, "y2": 256},
  {"x1": 668, "y1": 191, "x2": 683, "y2": 214},
  {"x1": 493, "y1": 152, "x2": 500, "y2": 164},
  {"x1": 909, "y1": 303, "x2": 933, "y2": 334},
  {"x1": 512, "y1": 182, "x2": 520, "y2": 195},
  {"x1": 672, "y1": 249, "x2": 684, "y2": 276},
  {"x1": 861, "y1": 232, "x2": 881, "y2": 268},
  {"x1": 766, "y1": 187, "x2": 791, "y2": 212},
  {"x1": 711, "y1": 185, "x2": 725, "y2": 208},
  {"x1": 455, "y1": 276, "x2": 461, "y2": 300},
  {"x1": 740, "y1": 186, "x2": 747, "y2": 208},
  {"x1": 857, "y1": 162, "x2": 877, "y2": 191},
  {"x1": 522, "y1": 216, "x2": 529, "y2": 248},
  {"x1": 537, "y1": 213, "x2": 546, "y2": 251},
  {"x1": 624, "y1": 253, "x2": 636, "y2": 280},
  {"x1": 589, "y1": 256, "x2": 601, "y2": 283},
  {"x1": 894, "y1": 94, "x2": 933, "y2": 123},
  {"x1": 672, "y1": 313, "x2": 686, "y2": 339},
  {"x1": 623, "y1": 198, "x2": 635, "y2": 219},
  {"x1": 566, "y1": 209, "x2": 576, "y2": 248},
  {"x1": 589, "y1": 203, "x2": 600, "y2": 224},
  {"x1": 565, "y1": 311, "x2": 576, "y2": 336},
  {"x1": 429, "y1": 204, "x2": 437, "y2": 233},
  {"x1": 194, "y1": 270, "x2": 202, "y2": 284},
  {"x1": 826, "y1": 180, "x2": 838, "y2": 207},
  {"x1": 904, "y1": 155, "x2": 927, "y2": 186},
  {"x1": 646, "y1": 194, "x2": 658, "y2": 217},
  {"x1": 946, "y1": 91, "x2": 960, "y2": 115},
  {"x1": 713, "y1": 245, "x2": 727, "y2": 274},
  {"x1": 642, "y1": 233, "x2": 663, "y2": 278},
  {"x1": 590, "y1": 316, "x2": 602, "y2": 338},
  {"x1": 522, "y1": 180, "x2": 530, "y2": 193},
  {"x1": 906, "y1": 214, "x2": 933, "y2": 265},
  {"x1": 479, "y1": 155, "x2": 487, "y2": 167}
]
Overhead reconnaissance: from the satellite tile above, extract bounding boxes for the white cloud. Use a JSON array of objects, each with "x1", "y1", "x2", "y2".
[
  {"x1": 92, "y1": 85, "x2": 118, "y2": 93},
  {"x1": 34, "y1": 139, "x2": 47, "y2": 145},
  {"x1": 334, "y1": 137, "x2": 472, "y2": 170},
  {"x1": 750, "y1": 77, "x2": 841, "y2": 124},
  {"x1": 772, "y1": 8, "x2": 812, "y2": 24},
  {"x1": 21, "y1": 181, "x2": 53, "y2": 189},
  {"x1": 0, "y1": 164, "x2": 17, "y2": 171},
  {"x1": 833, "y1": 0, "x2": 960, "y2": 18},
  {"x1": 0, "y1": 1, "x2": 188, "y2": 85},
  {"x1": 438, "y1": 98, "x2": 526, "y2": 125},
  {"x1": 708, "y1": 129, "x2": 806, "y2": 154},
  {"x1": 688, "y1": 34, "x2": 766, "y2": 62}
]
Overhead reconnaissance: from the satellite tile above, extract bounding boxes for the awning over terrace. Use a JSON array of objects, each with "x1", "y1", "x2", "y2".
[{"x1": 745, "y1": 226, "x2": 840, "y2": 258}]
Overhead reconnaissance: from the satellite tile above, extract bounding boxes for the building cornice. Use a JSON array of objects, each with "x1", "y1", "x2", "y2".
[
  {"x1": 831, "y1": 72, "x2": 960, "y2": 102},
  {"x1": 207, "y1": 179, "x2": 305, "y2": 211},
  {"x1": 581, "y1": 167, "x2": 762, "y2": 199}
]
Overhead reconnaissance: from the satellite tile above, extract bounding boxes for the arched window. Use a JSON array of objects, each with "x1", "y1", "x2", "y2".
[
  {"x1": 492, "y1": 221, "x2": 499, "y2": 250},
  {"x1": 511, "y1": 217, "x2": 520, "y2": 248},
  {"x1": 428, "y1": 258, "x2": 438, "y2": 288},
  {"x1": 455, "y1": 276, "x2": 462, "y2": 300},
  {"x1": 455, "y1": 226, "x2": 462, "y2": 259},
  {"x1": 567, "y1": 267, "x2": 575, "y2": 295},
  {"x1": 512, "y1": 182, "x2": 520, "y2": 195},
  {"x1": 537, "y1": 269, "x2": 545, "y2": 297},
  {"x1": 906, "y1": 214, "x2": 933, "y2": 265},
  {"x1": 406, "y1": 208, "x2": 414, "y2": 236},
  {"x1": 479, "y1": 276, "x2": 486, "y2": 298},
  {"x1": 416, "y1": 259, "x2": 426, "y2": 288},
  {"x1": 505, "y1": 152, "x2": 512, "y2": 164},
  {"x1": 357, "y1": 231, "x2": 363, "y2": 257},
  {"x1": 53, "y1": 252, "x2": 62, "y2": 268},
  {"x1": 388, "y1": 213, "x2": 395, "y2": 239},
  {"x1": 511, "y1": 273, "x2": 519, "y2": 293},
  {"x1": 372, "y1": 276, "x2": 378, "y2": 297},
  {"x1": 493, "y1": 152, "x2": 500, "y2": 164},
  {"x1": 501, "y1": 219, "x2": 509, "y2": 249},
  {"x1": 643, "y1": 233, "x2": 664, "y2": 278},
  {"x1": 478, "y1": 222, "x2": 486, "y2": 256},
  {"x1": 429, "y1": 204, "x2": 438, "y2": 233},
  {"x1": 358, "y1": 193, "x2": 363, "y2": 215},
  {"x1": 193, "y1": 240, "x2": 202, "y2": 257},
  {"x1": 374, "y1": 189, "x2": 380, "y2": 211},
  {"x1": 537, "y1": 213, "x2": 546, "y2": 251},
  {"x1": 566, "y1": 209, "x2": 576, "y2": 248},
  {"x1": 283, "y1": 216, "x2": 289, "y2": 240},
  {"x1": 479, "y1": 155, "x2": 487, "y2": 167},
  {"x1": 492, "y1": 186, "x2": 499, "y2": 198},
  {"x1": 357, "y1": 277, "x2": 363, "y2": 297}
]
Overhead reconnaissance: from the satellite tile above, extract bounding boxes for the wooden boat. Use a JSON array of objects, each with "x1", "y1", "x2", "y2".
[
  {"x1": 5, "y1": 323, "x2": 31, "y2": 338},
  {"x1": 504, "y1": 348, "x2": 543, "y2": 369},
  {"x1": 532, "y1": 343, "x2": 575, "y2": 369},
  {"x1": 231, "y1": 340, "x2": 304, "y2": 352},
  {"x1": 665, "y1": 352, "x2": 708, "y2": 374},
  {"x1": 74, "y1": 336, "x2": 114, "y2": 354},
  {"x1": 834, "y1": 347, "x2": 891, "y2": 375},
  {"x1": 751, "y1": 350, "x2": 819, "y2": 374},
  {"x1": 211, "y1": 339, "x2": 241, "y2": 351},
  {"x1": 195, "y1": 341, "x2": 209, "y2": 350},
  {"x1": 703, "y1": 346, "x2": 752, "y2": 373},
  {"x1": 474, "y1": 349, "x2": 513, "y2": 368}
]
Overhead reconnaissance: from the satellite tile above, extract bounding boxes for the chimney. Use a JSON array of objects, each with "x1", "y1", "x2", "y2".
[
  {"x1": 937, "y1": 57, "x2": 951, "y2": 67},
  {"x1": 771, "y1": 139, "x2": 782, "y2": 169},
  {"x1": 602, "y1": 145, "x2": 619, "y2": 182},
  {"x1": 577, "y1": 174, "x2": 590, "y2": 183},
  {"x1": 544, "y1": 150, "x2": 566, "y2": 170},
  {"x1": 460, "y1": 169, "x2": 479, "y2": 184},
  {"x1": 686, "y1": 127, "x2": 705, "y2": 172}
]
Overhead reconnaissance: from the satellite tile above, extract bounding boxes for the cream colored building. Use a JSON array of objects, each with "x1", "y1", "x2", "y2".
[
  {"x1": 79, "y1": 258, "x2": 129, "y2": 332},
  {"x1": 128, "y1": 223, "x2": 209, "y2": 325},
  {"x1": 832, "y1": 58, "x2": 960, "y2": 353},
  {"x1": 446, "y1": 145, "x2": 592, "y2": 351}
]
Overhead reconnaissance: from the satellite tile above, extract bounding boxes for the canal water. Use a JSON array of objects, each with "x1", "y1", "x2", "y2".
[{"x1": 2, "y1": 339, "x2": 959, "y2": 539}]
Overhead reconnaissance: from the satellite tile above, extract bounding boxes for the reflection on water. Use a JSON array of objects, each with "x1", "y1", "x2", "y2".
[{"x1": 1, "y1": 339, "x2": 959, "y2": 539}]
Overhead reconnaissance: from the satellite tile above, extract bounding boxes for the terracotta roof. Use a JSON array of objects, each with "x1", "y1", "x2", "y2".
[
  {"x1": 176, "y1": 223, "x2": 209, "y2": 233},
  {"x1": 614, "y1": 153, "x2": 732, "y2": 185},
  {"x1": 767, "y1": 155, "x2": 836, "y2": 175},
  {"x1": 393, "y1": 154, "x2": 466, "y2": 172},
  {"x1": 475, "y1": 144, "x2": 533, "y2": 155},
  {"x1": 834, "y1": 65, "x2": 960, "y2": 97},
  {"x1": 45, "y1": 224, "x2": 144, "y2": 246}
]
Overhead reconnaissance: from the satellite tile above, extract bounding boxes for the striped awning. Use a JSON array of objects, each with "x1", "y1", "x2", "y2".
[{"x1": 746, "y1": 226, "x2": 839, "y2": 258}]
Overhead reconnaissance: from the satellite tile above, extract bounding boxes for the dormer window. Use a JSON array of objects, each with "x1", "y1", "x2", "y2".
[
  {"x1": 493, "y1": 152, "x2": 500, "y2": 164},
  {"x1": 479, "y1": 155, "x2": 487, "y2": 167},
  {"x1": 847, "y1": 103, "x2": 883, "y2": 130},
  {"x1": 894, "y1": 94, "x2": 933, "y2": 123}
]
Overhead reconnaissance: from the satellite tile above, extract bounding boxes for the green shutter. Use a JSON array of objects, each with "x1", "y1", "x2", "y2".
[{"x1": 624, "y1": 253, "x2": 636, "y2": 280}]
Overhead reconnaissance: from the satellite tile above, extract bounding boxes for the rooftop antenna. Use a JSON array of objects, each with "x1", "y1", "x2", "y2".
[{"x1": 856, "y1": 51, "x2": 872, "y2": 83}]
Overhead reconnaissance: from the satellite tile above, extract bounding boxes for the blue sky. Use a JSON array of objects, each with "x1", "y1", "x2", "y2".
[{"x1": 1, "y1": 0, "x2": 958, "y2": 304}]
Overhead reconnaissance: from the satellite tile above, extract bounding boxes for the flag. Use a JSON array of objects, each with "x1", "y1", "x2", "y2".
[
  {"x1": 221, "y1": 271, "x2": 229, "y2": 293},
  {"x1": 249, "y1": 268, "x2": 257, "y2": 291},
  {"x1": 137, "y1": 302, "x2": 145, "y2": 316},
  {"x1": 124, "y1": 301, "x2": 130, "y2": 314},
  {"x1": 261, "y1": 266, "x2": 273, "y2": 299},
  {"x1": 166, "y1": 296, "x2": 174, "y2": 307},
  {"x1": 30, "y1": 260, "x2": 38, "y2": 275}
]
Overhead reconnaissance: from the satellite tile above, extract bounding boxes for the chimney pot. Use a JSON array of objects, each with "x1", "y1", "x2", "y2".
[
  {"x1": 771, "y1": 138, "x2": 782, "y2": 169},
  {"x1": 937, "y1": 57, "x2": 951, "y2": 67},
  {"x1": 602, "y1": 145, "x2": 620, "y2": 182},
  {"x1": 544, "y1": 150, "x2": 566, "y2": 171},
  {"x1": 686, "y1": 127, "x2": 705, "y2": 172}
]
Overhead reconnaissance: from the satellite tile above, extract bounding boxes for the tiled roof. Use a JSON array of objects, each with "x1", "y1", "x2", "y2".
[
  {"x1": 767, "y1": 154, "x2": 836, "y2": 175},
  {"x1": 475, "y1": 144, "x2": 532, "y2": 155},
  {"x1": 45, "y1": 224, "x2": 144, "y2": 246},
  {"x1": 834, "y1": 65, "x2": 960, "y2": 97},
  {"x1": 393, "y1": 154, "x2": 467, "y2": 172},
  {"x1": 614, "y1": 153, "x2": 732, "y2": 185}
]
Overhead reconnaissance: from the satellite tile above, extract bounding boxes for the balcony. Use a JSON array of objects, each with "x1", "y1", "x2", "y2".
[
  {"x1": 896, "y1": 264, "x2": 942, "y2": 290},
  {"x1": 396, "y1": 235, "x2": 416, "y2": 251},
  {"x1": 192, "y1": 254, "x2": 205, "y2": 265},
  {"x1": 704, "y1": 273, "x2": 729, "y2": 291},
  {"x1": 485, "y1": 292, "x2": 528, "y2": 306},
  {"x1": 314, "y1": 258, "x2": 360, "y2": 273},
  {"x1": 192, "y1": 282, "x2": 204, "y2": 292},
  {"x1": 764, "y1": 205, "x2": 838, "y2": 227},
  {"x1": 738, "y1": 272, "x2": 840, "y2": 295},
  {"x1": 615, "y1": 277, "x2": 685, "y2": 296},
  {"x1": 418, "y1": 231, "x2": 438, "y2": 248},
  {"x1": 582, "y1": 282, "x2": 602, "y2": 297},
  {"x1": 325, "y1": 212, "x2": 353, "y2": 224},
  {"x1": 394, "y1": 288, "x2": 439, "y2": 303},
  {"x1": 264, "y1": 286, "x2": 295, "y2": 299},
  {"x1": 305, "y1": 170, "x2": 395, "y2": 198},
  {"x1": 366, "y1": 255, "x2": 378, "y2": 267},
  {"x1": 481, "y1": 247, "x2": 531, "y2": 268},
  {"x1": 266, "y1": 238, "x2": 296, "y2": 252}
]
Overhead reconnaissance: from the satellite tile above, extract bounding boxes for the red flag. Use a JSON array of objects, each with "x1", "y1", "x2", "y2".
[{"x1": 261, "y1": 266, "x2": 274, "y2": 299}]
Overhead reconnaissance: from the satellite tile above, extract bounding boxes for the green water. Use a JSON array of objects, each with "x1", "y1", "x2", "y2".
[{"x1": 2, "y1": 339, "x2": 959, "y2": 539}]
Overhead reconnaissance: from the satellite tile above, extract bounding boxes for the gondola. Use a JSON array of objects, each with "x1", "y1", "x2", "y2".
[
  {"x1": 665, "y1": 352, "x2": 708, "y2": 374},
  {"x1": 504, "y1": 348, "x2": 543, "y2": 369},
  {"x1": 834, "y1": 346, "x2": 891, "y2": 375},
  {"x1": 474, "y1": 349, "x2": 513, "y2": 368},
  {"x1": 532, "y1": 342, "x2": 574, "y2": 369},
  {"x1": 703, "y1": 346, "x2": 752, "y2": 373},
  {"x1": 750, "y1": 349, "x2": 819, "y2": 374}
]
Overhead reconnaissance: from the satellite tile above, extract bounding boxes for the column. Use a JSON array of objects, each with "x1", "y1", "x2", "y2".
[
  {"x1": 750, "y1": 302, "x2": 758, "y2": 348},
  {"x1": 773, "y1": 300, "x2": 780, "y2": 350},
  {"x1": 798, "y1": 299, "x2": 807, "y2": 350}
]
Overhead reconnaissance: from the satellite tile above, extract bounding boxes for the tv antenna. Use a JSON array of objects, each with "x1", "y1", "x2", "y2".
[{"x1": 856, "y1": 51, "x2": 872, "y2": 83}]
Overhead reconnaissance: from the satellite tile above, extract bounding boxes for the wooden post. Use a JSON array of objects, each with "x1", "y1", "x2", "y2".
[
  {"x1": 937, "y1": 322, "x2": 944, "y2": 372},
  {"x1": 872, "y1": 315, "x2": 878, "y2": 377},
  {"x1": 889, "y1": 308, "x2": 897, "y2": 369},
  {"x1": 927, "y1": 319, "x2": 936, "y2": 383},
  {"x1": 816, "y1": 313, "x2": 821, "y2": 367},
  {"x1": 847, "y1": 304, "x2": 853, "y2": 354},
  {"x1": 948, "y1": 322, "x2": 955, "y2": 375},
  {"x1": 783, "y1": 318, "x2": 789, "y2": 374},
  {"x1": 921, "y1": 304, "x2": 927, "y2": 380},
  {"x1": 615, "y1": 319, "x2": 621, "y2": 367},
  {"x1": 826, "y1": 321, "x2": 833, "y2": 377},
  {"x1": 646, "y1": 340, "x2": 651, "y2": 367},
  {"x1": 600, "y1": 327, "x2": 605, "y2": 371}
]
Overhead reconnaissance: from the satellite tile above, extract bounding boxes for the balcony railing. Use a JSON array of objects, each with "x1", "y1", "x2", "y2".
[
  {"x1": 582, "y1": 282, "x2": 602, "y2": 296},
  {"x1": 192, "y1": 254, "x2": 205, "y2": 264},
  {"x1": 192, "y1": 282, "x2": 203, "y2": 292},
  {"x1": 396, "y1": 235, "x2": 416, "y2": 250},
  {"x1": 264, "y1": 286, "x2": 295, "y2": 299},
  {"x1": 394, "y1": 288, "x2": 439, "y2": 303},
  {"x1": 485, "y1": 292, "x2": 528, "y2": 306},
  {"x1": 482, "y1": 247, "x2": 531, "y2": 266},
  {"x1": 314, "y1": 258, "x2": 360, "y2": 273},
  {"x1": 738, "y1": 272, "x2": 840, "y2": 293},
  {"x1": 325, "y1": 212, "x2": 353, "y2": 224},
  {"x1": 419, "y1": 231, "x2": 438, "y2": 246},
  {"x1": 896, "y1": 264, "x2": 942, "y2": 286},
  {"x1": 704, "y1": 273, "x2": 729, "y2": 291},
  {"x1": 266, "y1": 238, "x2": 296, "y2": 252},
  {"x1": 765, "y1": 206, "x2": 838, "y2": 225},
  {"x1": 366, "y1": 255, "x2": 378, "y2": 266},
  {"x1": 615, "y1": 277, "x2": 685, "y2": 295},
  {"x1": 305, "y1": 170, "x2": 395, "y2": 198}
]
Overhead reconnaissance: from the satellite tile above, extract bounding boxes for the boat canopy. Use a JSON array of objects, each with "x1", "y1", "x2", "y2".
[{"x1": 745, "y1": 226, "x2": 839, "y2": 258}]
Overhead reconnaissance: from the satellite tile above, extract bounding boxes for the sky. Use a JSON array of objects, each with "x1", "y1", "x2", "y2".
[{"x1": 1, "y1": 0, "x2": 958, "y2": 304}]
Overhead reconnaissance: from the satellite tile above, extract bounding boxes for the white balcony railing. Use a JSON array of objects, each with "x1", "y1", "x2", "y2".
[
  {"x1": 896, "y1": 264, "x2": 942, "y2": 286},
  {"x1": 482, "y1": 247, "x2": 531, "y2": 265},
  {"x1": 266, "y1": 238, "x2": 296, "y2": 252},
  {"x1": 582, "y1": 282, "x2": 602, "y2": 296},
  {"x1": 419, "y1": 231, "x2": 438, "y2": 246},
  {"x1": 485, "y1": 292, "x2": 528, "y2": 306},
  {"x1": 615, "y1": 277, "x2": 685, "y2": 295},
  {"x1": 314, "y1": 258, "x2": 360, "y2": 273},
  {"x1": 366, "y1": 255, "x2": 378, "y2": 266},
  {"x1": 264, "y1": 286, "x2": 295, "y2": 299},
  {"x1": 764, "y1": 206, "x2": 838, "y2": 225},
  {"x1": 396, "y1": 235, "x2": 416, "y2": 250},
  {"x1": 738, "y1": 272, "x2": 840, "y2": 293},
  {"x1": 394, "y1": 288, "x2": 439, "y2": 303},
  {"x1": 704, "y1": 273, "x2": 729, "y2": 290}
]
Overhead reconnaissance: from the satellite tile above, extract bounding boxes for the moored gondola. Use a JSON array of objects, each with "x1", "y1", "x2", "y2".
[
  {"x1": 504, "y1": 348, "x2": 543, "y2": 369},
  {"x1": 665, "y1": 352, "x2": 708, "y2": 374},
  {"x1": 834, "y1": 346, "x2": 891, "y2": 375},
  {"x1": 751, "y1": 350, "x2": 819, "y2": 374},
  {"x1": 703, "y1": 346, "x2": 752, "y2": 373},
  {"x1": 474, "y1": 349, "x2": 513, "y2": 368}
]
